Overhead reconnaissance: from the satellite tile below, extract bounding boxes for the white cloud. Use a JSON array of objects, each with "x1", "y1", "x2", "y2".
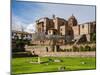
[
  {"x1": 12, "y1": 13, "x2": 27, "y2": 31},
  {"x1": 12, "y1": 2, "x2": 95, "y2": 32},
  {"x1": 24, "y1": 23, "x2": 36, "y2": 33}
]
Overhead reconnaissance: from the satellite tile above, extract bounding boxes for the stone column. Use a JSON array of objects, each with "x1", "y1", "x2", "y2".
[
  {"x1": 38, "y1": 57, "x2": 41, "y2": 64},
  {"x1": 86, "y1": 34, "x2": 90, "y2": 42}
]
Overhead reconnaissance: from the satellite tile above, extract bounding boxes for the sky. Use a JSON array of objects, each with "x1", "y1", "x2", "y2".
[{"x1": 12, "y1": 0, "x2": 96, "y2": 33}]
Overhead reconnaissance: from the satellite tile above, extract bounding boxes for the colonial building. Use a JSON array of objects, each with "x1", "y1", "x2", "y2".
[
  {"x1": 12, "y1": 30, "x2": 32, "y2": 40},
  {"x1": 12, "y1": 31, "x2": 32, "y2": 51}
]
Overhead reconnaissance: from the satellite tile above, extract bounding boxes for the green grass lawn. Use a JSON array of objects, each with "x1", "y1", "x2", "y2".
[{"x1": 12, "y1": 57, "x2": 96, "y2": 74}]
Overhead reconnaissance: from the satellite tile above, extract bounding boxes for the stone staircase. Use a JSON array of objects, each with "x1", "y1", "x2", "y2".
[{"x1": 73, "y1": 35, "x2": 84, "y2": 45}]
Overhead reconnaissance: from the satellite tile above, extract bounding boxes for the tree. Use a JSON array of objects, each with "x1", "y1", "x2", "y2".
[{"x1": 91, "y1": 33, "x2": 96, "y2": 42}]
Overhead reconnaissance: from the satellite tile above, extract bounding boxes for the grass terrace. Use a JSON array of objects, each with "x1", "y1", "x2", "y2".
[{"x1": 12, "y1": 57, "x2": 96, "y2": 74}]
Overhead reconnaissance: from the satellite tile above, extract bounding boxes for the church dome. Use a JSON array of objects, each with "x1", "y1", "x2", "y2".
[
  {"x1": 68, "y1": 14, "x2": 78, "y2": 26},
  {"x1": 69, "y1": 14, "x2": 76, "y2": 19}
]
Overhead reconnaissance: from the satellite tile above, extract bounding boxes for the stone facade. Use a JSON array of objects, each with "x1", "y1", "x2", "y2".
[
  {"x1": 25, "y1": 44, "x2": 96, "y2": 57},
  {"x1": 36, "y1": 17, "x2": 54, "y2": 34},
  {"x1": 25, "y1": 15, "x2": 96, "y2": 54},
  {"x1": 33, "y1": 15, "x2": 96, "y2": 45}
]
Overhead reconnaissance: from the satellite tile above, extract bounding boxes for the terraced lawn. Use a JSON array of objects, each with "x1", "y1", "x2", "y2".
[{"x1": 12, "y1": 57, "x2": 96, "y2": 74}]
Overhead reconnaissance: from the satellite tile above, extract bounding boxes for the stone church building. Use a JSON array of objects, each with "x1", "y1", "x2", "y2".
[
  {"x1": 32, "y1": 15, "x2": 96, "y2": 45},
  {"x1": 24, "y1": 15, "x2": 96, "y2": 53}
]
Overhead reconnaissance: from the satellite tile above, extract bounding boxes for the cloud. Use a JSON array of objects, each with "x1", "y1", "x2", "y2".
[
  {"x1": 12, "y1": 1, "x2": 95, "y2": 32},
  {"x1": 12, "y1": 13, "x2": 35, "y2": 33},
  {"x1": 12, "y1": 13, "x2": 27, "y2": 31},
  {"x1": 24, "y1": 23, "x2": 36, "y2": 33}
]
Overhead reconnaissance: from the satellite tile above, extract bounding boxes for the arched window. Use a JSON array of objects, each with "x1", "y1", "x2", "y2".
[{"x1": 53, "y1": 31, "x2": 56, "y2": 35}]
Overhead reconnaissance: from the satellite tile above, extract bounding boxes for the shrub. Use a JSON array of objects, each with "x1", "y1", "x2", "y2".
[
  {"x1": 62, "y1": 48, "x2": 72, "y2": 52},
  {"x1": 72, "y1": 46, "x2": 79, "y2": 52},
  {"x1": 79, "y1": 46, "x2": 85, "y2": 52},
  {"x1": 69, "y1": 48, "x2": 72, "y2": 52},
  {"x1": 91, "y1": 46, "x2": 96, "y2": 51},
  {"x1": 64, "y1": 49, "x2": 67, "y2": 51},
  {"x1": 63, "y1": 49, "x2": 67, "y2": 52},
  {"x1": 85, "y1": 45, "x2": 91, "y2": 51},
  {"x1": 91, "y1": 33, "x2": 96, "y2": 42}
]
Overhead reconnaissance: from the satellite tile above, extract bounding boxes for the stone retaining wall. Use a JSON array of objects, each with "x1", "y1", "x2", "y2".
[
  {"x1": 37, "y1": 52, "x2": 96, "y2": 57},
  {"x1": 25, "y1": 43, "x2": 96, "y2": 57},
  {"x1": 60, "y1": 43, "x2": 96, "y2": 50}
]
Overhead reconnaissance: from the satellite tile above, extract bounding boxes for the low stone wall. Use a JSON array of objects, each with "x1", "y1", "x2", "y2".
[
  {"x1": 25, "y1": 43, "x2": 96, "y2": 57},
  {"x1": 37, "y1": 52, "x2": 96, "y2": 57},
  {"x1": 25, "y1": 45, "x2": 52, "y2": 54},
  {"x1": 60, "y1": 43, "x2": 96, "y2": 50},
  {"x1": 25, "y1": 43, "x2": 95, "y2": 51}
]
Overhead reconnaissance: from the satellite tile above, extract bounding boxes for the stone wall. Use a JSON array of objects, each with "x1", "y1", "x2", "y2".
[
  {"x1": 25, "y1": 45, "x2": 53, "y2": 54},
  {"x1": 72, "y1": 25, "x2": 80, "y2": 36},
  {"x1": 80, "y1": 23, "x2": 89, "y2": 35},
  {"x1": 38, "y1": 52, "x2": 96, "y2": 57},
  {"x1": 25, "y1": 43, "x2": 95, "y2": 55},
  {"x1": 60, "y1": 25, "x2": 66, "y2": 35},
  {"x1": 53, "y1": 17, "x2": 67, "y2": 34}
]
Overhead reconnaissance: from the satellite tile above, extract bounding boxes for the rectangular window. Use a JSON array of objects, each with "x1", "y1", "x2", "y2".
[
  {"x1": 60, "y1": 28, "x2": 62, "y2": 31},
  {"x1": 49, "y1": 31, "x2": 51, "y2": 33},
  {"x1": 82, "y1": 25, "x2": 84, "y2": 28}
]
